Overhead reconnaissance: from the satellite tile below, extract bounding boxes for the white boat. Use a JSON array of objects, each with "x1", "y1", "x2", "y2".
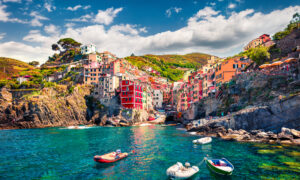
[
  {"x1": 188, "y1": 132, "x2": 197, "y2": 135},
  {"x1": 193, "y1": 137, "x2": 212, "y2": 144},
  {"x1": 166, "y1": 162, "x2": 199, "y2": 179}
]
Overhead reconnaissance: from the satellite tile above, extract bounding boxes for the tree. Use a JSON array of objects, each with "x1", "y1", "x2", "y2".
[
  {"x1": 51, "y1": 44, "x2": 60, "y2": 51},
  {"x1": 246, "y1": 46, "x2": 270, "y2": 65},
  {"x1": 28, "y1": 61, "x2": 40, "y2": 67},
  {"x1": 131, "y1": 53, "x2": 135, "y2": 56},
  {"x1": 291, "y1": 12, "x2": 300, "y2": 24},
  {"x1": 57, "y1": 38, "x2": 81, "y2": 51}
]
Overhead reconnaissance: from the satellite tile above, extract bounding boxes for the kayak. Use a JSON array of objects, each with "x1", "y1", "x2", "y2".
[
  {"x1": 204, "y1": 157, "x2": 234, "y2": 175},
  {"x1": 193, "y1": 137, "x2": 212, "y2": 144},
  {"x1": 166, "y1": 162, "x2": 199, "y2": 179},
  {"x1": 94, "y1": 152, "x2": 128, "y2": 163}
]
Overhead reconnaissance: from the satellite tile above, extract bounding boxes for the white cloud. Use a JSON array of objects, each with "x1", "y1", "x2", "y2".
[
  {"x1": 0, "y1": 33, "x2": 6, "y2": 40},
  {"x1": 2, "y1": 0, "x2": 21, "y2": 3},
  {"x1": 29, "y1": 11, "x2": 48, "y2": 26},
  {"x1": 67, "y1": 5, "x2": 82, "y2": 11},
  {"x1": 67, "y1": 14, "x2": 92, "y2": 22},
  {"x1": 210, "y1": 2, "x2": 216, "y2": 6},
  {"x1": 94, "y1": 7, "x2": 123, "y2": 25},
  {"x1": 0, "y1": 2, "x2": 26, "y2": 23},
  {"x1": 83, "y1": 5, "x2": 91, "y2": 10},
  {"x1": 67, "y1": 5, "x2": 91, "y2": 11},
  {"x1": 44, "y1": 2, "x2": 56, "y2": 12},
  {"x1": 166, "y1": 7, "x2": 182, "y2": 17},
  {"x1": 228, "y1": 3, "x2": 236, "y2": 9},
  {"x1": 1, "y1": 6, "x2": 300, "y2": 64},
  {"x1": 44, "y1": 24, "x2": 60, "y2": 35},
  {"x1": 65, "y1": 22, "x2": 75, "y2": 28},
  {"x1": 139, "y1": 27, "x2": 147, "y2": 33}
]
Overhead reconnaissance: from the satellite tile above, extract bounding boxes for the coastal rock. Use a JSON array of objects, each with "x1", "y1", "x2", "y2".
[
  {"x1": 0, "y1": 85, "x2": 92, "y2": 129},
  {"x1": 227, "y1": 128, "x2": 233, "y2": 134},
  {"x1": 290, "y1": 129, "x2": 300, "y2": 138},
  {"x1": 293, "y1": 139, "x2": 300, "y2": 146},
  {"x1": 278, "y1": 132, "x2": 293, "y2": 140},
  {"x1": 256, "y1": 132, "x2": 268, "y2": 139}
]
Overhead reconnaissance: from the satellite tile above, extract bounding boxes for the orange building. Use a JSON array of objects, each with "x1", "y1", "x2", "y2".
[{"x1": 215, "y1": 58, "x2": 249, "y2": 85}]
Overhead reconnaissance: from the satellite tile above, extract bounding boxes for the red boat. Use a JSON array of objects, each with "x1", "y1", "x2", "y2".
[
  {"x1": 148, "y1": 116, "x2": 156, "y2": 121},
  {"x1": 94, "y1": 152, "x2": 128, "y2": 163}
]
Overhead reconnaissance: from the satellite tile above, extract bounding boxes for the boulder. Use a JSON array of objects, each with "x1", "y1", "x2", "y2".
[
  {"x1": 227, "y1": 128, "x2": 233, "y2": 134},
  {"x1": 278, "y1": 132, "x2": 293, "y2": 140},
  {"x1": 238, "y1": 129, "x2": 247, "y2": 135},
  {"x1": 290, "y1": 129, "x2": 300, "y2": 138},
  {"x1": 250, "y1": 130, "x2": 261, "y2": 135},
  {"x1": 281, "y1": 127, "x2": 292, "y2": 135},
  {"x1": 256, "y1": 132, "x2": 268, "y2": 139},
  {"x1": 292, "y1": 139, "x2": 300, "y2": 146}
]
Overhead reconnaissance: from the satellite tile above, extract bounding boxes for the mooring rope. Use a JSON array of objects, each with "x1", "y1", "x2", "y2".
[{"x1": 196, "y1": 158, "x2": 205, "y2": 167}]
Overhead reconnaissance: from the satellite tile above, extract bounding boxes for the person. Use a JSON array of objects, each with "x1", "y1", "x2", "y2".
[
  {"x1": 181, "y1": 162, "x2": 190, "y2": 171},
  {"x1": 115, "y1": 149, "x2": 121, "y2": 159}
]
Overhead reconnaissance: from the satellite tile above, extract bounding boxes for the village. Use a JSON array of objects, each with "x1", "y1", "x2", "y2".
[{"x1": 13, "y1": 32, "x2": 298, "y2": 125}]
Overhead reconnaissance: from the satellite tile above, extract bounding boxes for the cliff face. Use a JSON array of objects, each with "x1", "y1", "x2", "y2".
[
  {"x1": 0, "y1": 85, "x2": 92, "y2": 129},
  {"x1": 190, "y1": 94, "x2": 300, "y2": 132}
]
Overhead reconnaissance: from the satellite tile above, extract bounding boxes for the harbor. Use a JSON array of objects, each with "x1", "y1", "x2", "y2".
[{"x1": 0, "y1": 125, "x2": 299, "y2": 179}]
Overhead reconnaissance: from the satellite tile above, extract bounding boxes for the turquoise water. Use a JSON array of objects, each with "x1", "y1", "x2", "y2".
[{"x1": 0, "y1": 126, "x2": 299, "y2": 180}]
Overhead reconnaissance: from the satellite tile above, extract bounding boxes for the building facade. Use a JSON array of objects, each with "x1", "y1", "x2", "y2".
[
  {"x1": 81, "y1": 44, "x2": 96, "y2": 54},
  {"x1": 120, "y1": 80, "x2": 143, "y2": 109}
]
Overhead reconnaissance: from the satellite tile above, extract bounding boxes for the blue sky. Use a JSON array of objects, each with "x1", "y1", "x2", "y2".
[{"x1": 0, "y1": 0, "x2": 299, "y2": 63}]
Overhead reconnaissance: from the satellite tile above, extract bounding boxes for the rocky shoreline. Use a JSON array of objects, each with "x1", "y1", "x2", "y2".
[{"x1": 188, "y1": 124, "x2": 300, "y2": 146}]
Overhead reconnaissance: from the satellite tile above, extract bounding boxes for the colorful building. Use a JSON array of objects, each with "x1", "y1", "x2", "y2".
[
  {"x1": 153, "y1": 89, "x2": 163, "y2": 109},
  {"x1": 244, "y1": 34, "x2": 272, "y2": 51},
  {"x1": 215, "y1": 58, "x2": 249, "y2": 86},
  {"x1": 120, "y1": 80, "x2": 143, "y2": 109},
  {"x1": 81, "y1": 44, "x2": 96, "y2": 54}
]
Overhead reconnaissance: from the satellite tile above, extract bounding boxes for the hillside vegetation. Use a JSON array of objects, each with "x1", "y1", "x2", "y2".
[
  {"x1": 125, "y1": 53, "x2": 211, "y2": 81},
  {"x1": 0, "y1": 57, "x2": 34, "y2": 80}
]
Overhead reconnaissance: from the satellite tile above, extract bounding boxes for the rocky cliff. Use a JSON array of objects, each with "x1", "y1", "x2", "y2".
[
  {"x1": 0, "y1": 85, "x2": 93, "y2": 129},
  {"x1": 190, "y1": 94, "x2": 300, "y2": 132}
]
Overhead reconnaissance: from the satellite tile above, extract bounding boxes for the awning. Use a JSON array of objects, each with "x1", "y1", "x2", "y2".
[
  {"x1": 259, "y1": 64, "x2": 270, "y2": 69},
  {"x1": 284, "y1": 58, "x2": 297, "y2": 63},
  {"x1": 271, "y1": 61, "x2": 283, "y2": 66}
]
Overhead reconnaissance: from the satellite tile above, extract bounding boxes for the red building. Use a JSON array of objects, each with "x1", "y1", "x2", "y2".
[{"x1": 120, "y1": 80, "x2": 143, "y2": 109}]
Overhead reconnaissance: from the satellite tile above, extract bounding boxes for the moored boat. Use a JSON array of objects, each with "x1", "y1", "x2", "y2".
[
  {"x1": 148, "y1": 116, "x2": 156, "y2": 121},
  {"x1": 166, "y1": 162, "x2": 199, "y2": 179},
  {"x1": 204, "y1": 157, "x2": 234, "y2": 175},
  {"x1": 94, "y1": 151, "x2": 128, "y2": 163},
  {"x1": 193, "y1": 137, "x2": 212, "y2": 144}
]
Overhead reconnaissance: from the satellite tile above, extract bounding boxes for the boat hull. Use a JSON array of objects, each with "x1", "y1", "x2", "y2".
[
  {"x1": 94, "y1": 152, "x2": 128, "y2": 163},
  {"x1": 205, "y1": 159, "x2": 233, "y2": 176}
]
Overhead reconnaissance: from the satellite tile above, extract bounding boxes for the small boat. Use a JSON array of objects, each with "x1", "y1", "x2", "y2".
[
  {"x1": 204, "y1": 157, "x2": 234, "y2": 175},
  {"x1": 94, "y1": 151, "x2": 128, "y2": 163},
  {"x1": 193, "y1": 137, "x2": 212, "y2": 144},
  {"x1": 166, "y1": 162, "x2": 199, "y2": 179},
  {"x1": 148, "y1": 116, "x2": 156, "y2": 121},
  {"x1": 188, "y1": 132, "x2": 197, "y2": 135}
]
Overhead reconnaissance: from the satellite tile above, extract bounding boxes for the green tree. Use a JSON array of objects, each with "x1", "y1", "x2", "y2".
[
  {"x1": 28, "y1": 61, "x2": 40, "y2": 67},
  {"x1": 273, "y1": 12, "x2": 300, "y2": 40},
  {"x1": 57, "y1": 38, "x2": 81, "y2": 51},
  {"x1": 51, "y1": 44, "x2": 60, "y2": 51},
  {"x1": 247, "y1": 46, "x2": 270, "y2": 65}
]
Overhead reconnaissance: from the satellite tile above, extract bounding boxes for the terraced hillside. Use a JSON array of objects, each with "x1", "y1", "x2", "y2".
[
  {"x1": 0, "y1": 57, "x2": 34, "y2": 80},
  {"x1": 125, "y1": 53, "x2": 211, "y2": 81}
]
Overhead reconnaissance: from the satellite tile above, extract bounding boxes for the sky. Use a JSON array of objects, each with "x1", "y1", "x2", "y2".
[{"x1": 0, "y1": 0, "x2": 299, "y2": 63}]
